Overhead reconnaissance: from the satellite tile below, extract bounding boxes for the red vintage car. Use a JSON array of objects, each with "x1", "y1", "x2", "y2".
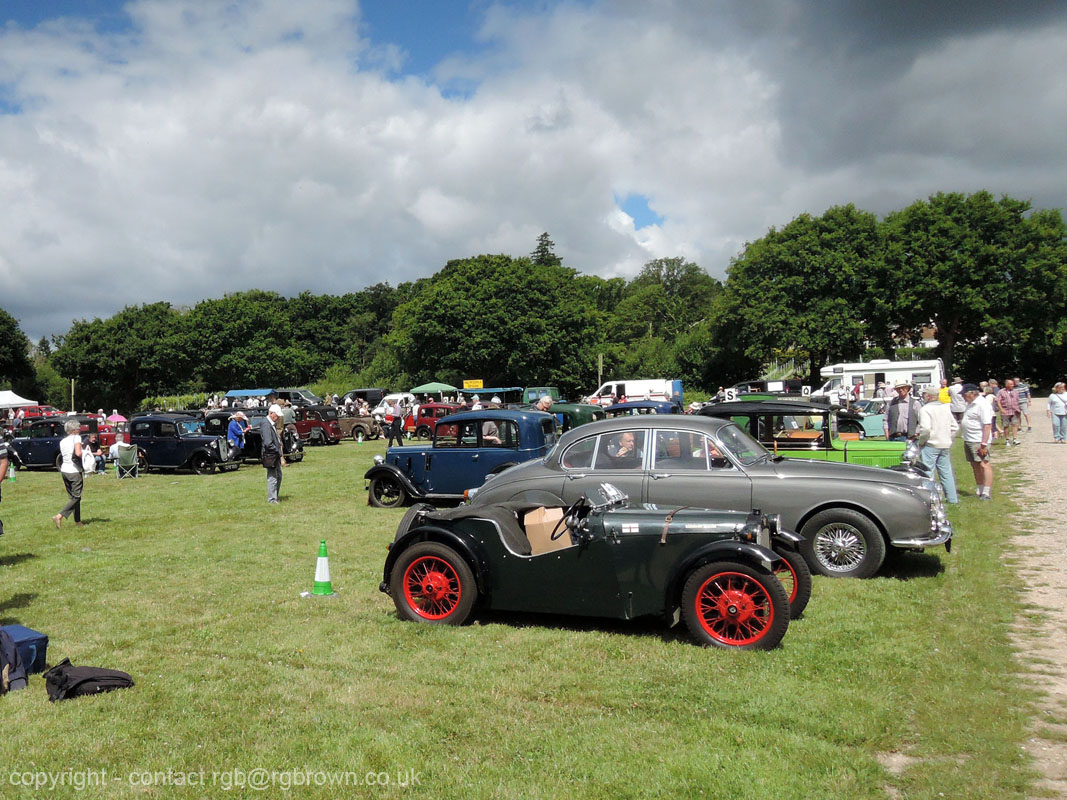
[
  {"x1": 406, "y1": 402, "x2": 463, "y2": 439},
  {"x1": 19, "y1": 405, "x2": 62, "y2": 418},
  {"x1": 292, "y1": 405, "x2": 343, "y2": 445}
]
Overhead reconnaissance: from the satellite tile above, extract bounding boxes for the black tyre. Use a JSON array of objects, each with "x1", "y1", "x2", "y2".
[
  {"x1": 415, "y1": 426, "x2": 432, "y2": 440},
  {"x1": 390, "y1": 542, "x2": 477, "y2": 625},
  {"x1": 369, "y1": 474, "x2": 407, "y2": 509},
  {"x1": 137, "y1": 449, "x2": 149, "y2": 472},
  {"x1": 190, "y1": 453, "x2": 215, "y2": 475},
  {"x1": 395, "y1": 502, "x2": 434, "y2": 540},
  {"x1": 772, "y1": 548, "x2": 812, "y2": 618},
  {"x1": 680, "y1": 560, "x2": 789, "y2": 650},
  {"x1": 55, "y1": 453, "x2": 63, "y2": 471},
  {"x1": 310, "y1": 429, "x2": 325, "y2": 446},
  {"x1": 800, "y1": 509, "x2": 886, "y2": 578}
]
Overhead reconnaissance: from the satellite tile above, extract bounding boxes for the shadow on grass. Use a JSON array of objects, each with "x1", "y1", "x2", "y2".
[
  {"x1": 475, "y1": 609, "x2": 691, "y2": 645},
  {"x1": 879, "y1": 550, "x2": 946, "y2": 580},
  {"x1": 0, "y1": 552, "x2": 37, "y2": 568},
  {"x1": 0, "y1": 591, "x2": 39, "y2": 624},
  {"x1": 78, "y1": 518, "x2": 112, "y2": 525}
]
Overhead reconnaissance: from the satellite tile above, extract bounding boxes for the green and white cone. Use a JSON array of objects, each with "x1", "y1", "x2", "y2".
[{"x1": 312, "y1": 539, "x2": 335, "y2": 596}]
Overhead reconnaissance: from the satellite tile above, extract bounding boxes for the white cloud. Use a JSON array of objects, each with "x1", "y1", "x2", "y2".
[{"x1": 0, "y1": 0, "x2": 1064, "y2": 340}]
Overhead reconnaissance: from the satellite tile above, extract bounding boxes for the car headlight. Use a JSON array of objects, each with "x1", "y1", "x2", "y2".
[{"x1": 373, "y1": 454, "x2": 384, "y2": 465}]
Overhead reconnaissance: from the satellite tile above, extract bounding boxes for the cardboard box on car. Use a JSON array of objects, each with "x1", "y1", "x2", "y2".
[{"x1": 523, "y1": 507, "x2": 573, "y2": 555}]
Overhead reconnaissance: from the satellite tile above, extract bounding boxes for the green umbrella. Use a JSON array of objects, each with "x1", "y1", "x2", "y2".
[{"x1": 409, "y1": 381, "x2": 458, "y2": 394}]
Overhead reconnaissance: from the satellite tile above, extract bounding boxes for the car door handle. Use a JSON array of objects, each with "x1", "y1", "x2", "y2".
[
  {"x1": 650, "y1": 473, "x2": 672, "y2": 479},
  {"x1": 566, "y1": 473, "x2": 587, "y2": 480},
  {"x1": 472, "y1": 454, "x2": 479, "y2": 461}
]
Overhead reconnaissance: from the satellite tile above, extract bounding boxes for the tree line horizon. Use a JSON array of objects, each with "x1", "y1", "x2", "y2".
[{"x1": 1, "y1": 189, "x2": 1064, "y2": 411}]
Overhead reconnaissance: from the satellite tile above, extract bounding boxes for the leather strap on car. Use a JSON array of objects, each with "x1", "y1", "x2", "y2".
[{"x1": 660, "y1": 507, "x2": 691, "y2": 545}]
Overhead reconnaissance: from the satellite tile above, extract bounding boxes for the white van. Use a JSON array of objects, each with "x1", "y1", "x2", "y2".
[
  {"x1": 813, "y1": 359, "x2": 945, "y2": 399},
  {"x1": 588, "y1": 379, "x2": 684, "y2": 407}
]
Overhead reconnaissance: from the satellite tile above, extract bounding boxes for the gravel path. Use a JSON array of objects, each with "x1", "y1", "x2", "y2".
[{"x1": 1002, "y1": 397, "x2": 1067, "y2": 797}]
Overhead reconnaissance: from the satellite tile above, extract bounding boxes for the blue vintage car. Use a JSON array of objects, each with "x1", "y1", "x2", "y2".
[
  {"x1": 128, "y1": 413, "x2": 241, "y2": 474},
  {"x1": 604, "y1": 400, "x2": 682, "y2": 417},
  {"x1": 364, "y1": 409, "x2": 557, "y2": 508}
]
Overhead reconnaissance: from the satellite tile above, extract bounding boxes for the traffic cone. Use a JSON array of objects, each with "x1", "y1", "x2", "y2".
[{"x1": 312, "y1": 540, "x2": 336, "y2": 596}]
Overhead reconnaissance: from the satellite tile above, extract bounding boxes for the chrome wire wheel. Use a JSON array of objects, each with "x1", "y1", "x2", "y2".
[{"x1": 812, "y1": 522, "x2": 866, "y2": 573}]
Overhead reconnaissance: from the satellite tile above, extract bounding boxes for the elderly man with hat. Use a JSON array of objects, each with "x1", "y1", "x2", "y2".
[
  {"x1": 260, "y1": 404, "x2": 287, "y2": 504},
  {"x1": 917, "y1": 385, "x2": 960, "y2": 503},
  {"x1": 883, "y1": 381, "x2": 922, "y2": 442},
  {"x1": 960, "y1": 384, "x2": 994, "y2": 500}
]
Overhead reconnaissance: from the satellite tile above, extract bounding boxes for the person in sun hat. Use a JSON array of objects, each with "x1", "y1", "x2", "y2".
[{"x1": 883, "y1": 380, "x2": 921, "y2": 442}]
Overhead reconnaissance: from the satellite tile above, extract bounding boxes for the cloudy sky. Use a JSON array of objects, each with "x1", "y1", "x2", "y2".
[{"x1": 1, "y1": 0, "x2": 1064, "y2": 341}]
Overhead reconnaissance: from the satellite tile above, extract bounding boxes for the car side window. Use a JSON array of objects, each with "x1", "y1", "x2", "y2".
[
  {"x1": 159, "y1": 421, "x2": 177, "y2": 437},
  {"x1": 593, "y1": 430, "x2": 645, "y2": 469},
  {"x1": 131, "y1": 421, "x2": 150, "y2": 437},
  {"x1": 30, "y1": 425, "x2": 50, "y2": 439},
  {"x1": 654, "y1": 430, "x2": 709, "y2": 470},
  {"x1": 561, "y1": 437, "x2": 596, "y2": 469},
  {"x1": 436, "y1": 421, "x2": 479, "y2": 448},
  {"x1": 481, "y1": 420, "x2": 518, "y2": 448}
]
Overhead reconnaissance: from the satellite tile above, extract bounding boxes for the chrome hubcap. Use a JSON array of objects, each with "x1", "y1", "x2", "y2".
[{"x1": 813, "y1": 523, "x2": 866, "y2": 572}]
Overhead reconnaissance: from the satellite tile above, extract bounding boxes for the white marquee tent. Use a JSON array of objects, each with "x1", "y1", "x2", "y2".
[{"x1": 0, "y1": 390, "x2": 36, "y2": 408}]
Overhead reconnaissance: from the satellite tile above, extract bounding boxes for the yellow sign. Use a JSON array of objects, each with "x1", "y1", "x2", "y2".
[{"x1": 463, "y1": 379, "x2": 484, "y2": 389}]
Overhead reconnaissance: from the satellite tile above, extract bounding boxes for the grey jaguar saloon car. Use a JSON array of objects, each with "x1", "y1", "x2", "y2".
[{"x1": 467, "y1": 416, "x2": 952, "y2": 578}]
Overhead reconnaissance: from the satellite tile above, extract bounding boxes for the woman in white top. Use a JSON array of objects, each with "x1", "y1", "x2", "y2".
[
  {"x1": 53, "y1": 419, "x2": 84, "y2": 528},
  {"x1": 1048, "y1": 382, "x2": 1067, "y2": 444}
]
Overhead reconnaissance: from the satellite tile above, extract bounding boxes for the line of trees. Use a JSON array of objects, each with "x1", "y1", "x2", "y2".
[{"x1": 2, "y1": 191, "x2": 1064, "y2": 411}]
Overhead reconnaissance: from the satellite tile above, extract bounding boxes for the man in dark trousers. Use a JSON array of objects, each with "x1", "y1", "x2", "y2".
[
  {"x1": 260, "y1": 404, "x2": 286, "y2": 504},
  {"x1": 387, "y1": 397, "x2": 405, "y2": 447}
]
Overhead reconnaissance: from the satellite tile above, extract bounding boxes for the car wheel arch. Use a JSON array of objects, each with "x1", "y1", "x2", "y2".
[
  {"x1": 364, "y1": 464, "x2": 422, "y2": 501},
  {"x1": 665, "y1": 541, "x2": 783, "y2": 613},
  {"x1": 795, "y1": 502, "x2": 887, "y2": 542},
  {"x1": 384, "y1": 526, "x2": 492, "y2": 601}
]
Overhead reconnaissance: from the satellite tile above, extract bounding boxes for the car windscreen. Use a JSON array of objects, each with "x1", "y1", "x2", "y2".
[
  {"x1": 178, "y1": 420, "x2": 204, "y2": 435},
  {"x1": 716, "y1": 423, "x2": 770, "y2": 466},
  {"x1": 319, "y1": 408, "x2": 338, "y2": 420}
]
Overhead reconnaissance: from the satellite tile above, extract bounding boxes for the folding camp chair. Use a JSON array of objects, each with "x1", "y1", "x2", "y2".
[{"x1": 115, "y1": 443, "x2": 139, "y2": 479}]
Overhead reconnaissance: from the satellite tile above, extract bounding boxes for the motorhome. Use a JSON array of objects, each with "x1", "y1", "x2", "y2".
[
  {"x1": 588, "y1": 379, "x2": 683, "y2": 408},
  {"x1": 812, "y1": 359, "x2": 945, "y2": 399}
]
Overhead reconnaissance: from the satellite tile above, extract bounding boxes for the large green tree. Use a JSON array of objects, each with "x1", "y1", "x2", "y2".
[
  {"x1": 52, "y1": 303, "x2": 189, "y2": 411},
  {"x1": 387, "y1": 255, "x2": 603, "y2": 397},
  {"x1": 0, "y1": 308, "x2": 34, "y2": 395},
  {"x1": 713, "y1": 205, "x2": 880, "y2": 383},
  {"x1": 879, "y1": 191, "x2": 1067, "y2": 381}
]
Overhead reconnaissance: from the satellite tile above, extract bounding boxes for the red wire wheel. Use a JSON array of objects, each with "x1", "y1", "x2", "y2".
[
  {"x1": 681, "y1": 561, "x2": 789, "y2": 650},
  {"x1": 772, "y1": 548, "x2": 812, "y2": 618},
  {"x1": 390, "y1": 542, "x2": 477, "y2": 625}
]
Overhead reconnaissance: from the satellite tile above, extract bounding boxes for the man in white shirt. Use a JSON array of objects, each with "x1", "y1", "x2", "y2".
[
  {"x1": 917, "y1": 387, "x2": 960, "y2": 503},
  {"x1": 960, "y1": 384, "x2": 994, "y2": 500},
  {"x1": 947, "y1": 377, "x2": 966, "y2": 422}
]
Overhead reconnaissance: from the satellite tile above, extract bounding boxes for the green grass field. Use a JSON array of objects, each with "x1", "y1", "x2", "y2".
[{"x1": 0, "y1": 441, "x2": 1037, "y2": 798}]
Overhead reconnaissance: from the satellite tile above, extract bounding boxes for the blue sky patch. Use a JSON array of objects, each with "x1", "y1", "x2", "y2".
[{"x1": 617, "y1": 193, "x2": 664, "y2": 229}]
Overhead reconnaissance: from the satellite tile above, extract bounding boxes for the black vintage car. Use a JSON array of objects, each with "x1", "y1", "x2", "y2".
[
  {"x1": 381, "y1": 484, "x2": 803, "y2": 650},
  {"x1": 128, "y1": 414, "x2": 241, "y2": 474},
  {"x1": 202, "y1": 410, "x2": 304, "y2": 463}
]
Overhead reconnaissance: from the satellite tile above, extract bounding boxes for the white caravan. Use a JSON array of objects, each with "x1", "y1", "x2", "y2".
[{"x1": 813, "y1": 359, "x2": 945, "y2": 399}]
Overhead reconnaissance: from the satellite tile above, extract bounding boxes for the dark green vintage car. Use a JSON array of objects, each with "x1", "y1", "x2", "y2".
[{"x1": 380, "y1": 485, "x2": 807, "y2": 650}]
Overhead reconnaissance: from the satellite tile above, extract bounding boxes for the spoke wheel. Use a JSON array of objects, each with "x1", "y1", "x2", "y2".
[
  {"x1": 681, "y1": 561, "x2": 788, "y2": 650},
  {"x1": 190, "y1": 453, "x2": 215, "y2": 475},
  {"x1": 772, "y1": 548, "x2": 812, "y2": 618},
  {"x1": 369, "y1": 475, "x2": 406, "y2": 509},
  {"x1": 390, "y1": 542, "x2": 476, "y2": 625},
  {"x1": 801, "y1": 509, "x2": 885, "y2": 578}
]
